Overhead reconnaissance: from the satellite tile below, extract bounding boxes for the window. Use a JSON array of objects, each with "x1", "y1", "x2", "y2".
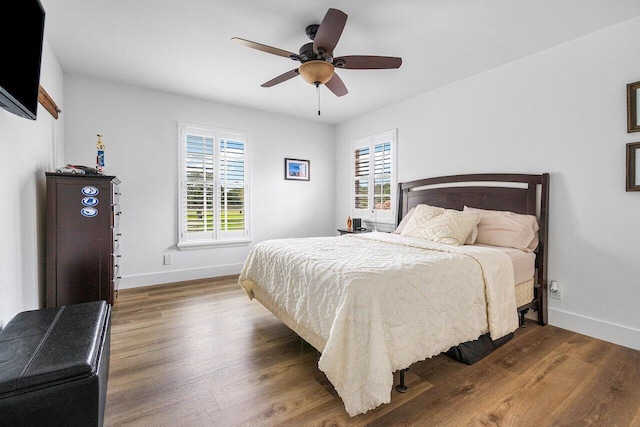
[
  {"x1": 352, "y1": 129, "x2": 397, "y2": 225},
  {"x1": 178, "y1": 123, "x2": 250, "y2": 249}
]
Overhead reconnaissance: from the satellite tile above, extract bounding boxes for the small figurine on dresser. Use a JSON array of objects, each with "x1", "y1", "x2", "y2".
[
  {"x1": 96, "y1": 134, "x2": 105, "y2": 174},
  {"x1": 347, "y1": 216, "x2": 352, "y2": 230}
]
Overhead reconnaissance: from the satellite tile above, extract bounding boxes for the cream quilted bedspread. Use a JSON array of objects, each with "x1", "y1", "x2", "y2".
[{"x1": 238, "y1": 232, "x2": 518, "y2": 416}]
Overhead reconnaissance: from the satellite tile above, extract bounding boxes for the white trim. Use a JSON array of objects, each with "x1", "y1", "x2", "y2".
[
  {"x1": 177, "y1": 238, "x2": 251, "y2": 250},
  {"x1": 119, "y1": 263, "x2": 244, "y2": 289},
  {"x1": 549, "y1": 307, "x2": 640, "y2": 351}
]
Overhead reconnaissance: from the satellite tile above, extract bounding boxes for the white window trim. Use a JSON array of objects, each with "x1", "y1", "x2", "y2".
[
  {"x1": 177, "y1": 122, "x2": 251, "y2": 250},
  {"x1": 351, "y1": 129, "x2": 397, "y2": 225}
]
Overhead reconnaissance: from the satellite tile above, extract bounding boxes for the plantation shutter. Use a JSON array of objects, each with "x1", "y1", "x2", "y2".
[
  {"x1": 351, "y1": 130, "x2": 396, "y2": 224},
  {"x1": 183, "y1": 128, "x2": 216, "y2": 241},
  {"x1": 179, "y1": 123, "x2": 250, "y2": 247},
  {"x1": 373, "y1": 135, "x2": 392, "y2": 212},
  {"x1": 353, "y1": 144, "x2": 370, "y2": 210},
  {"x1": 218, "y1": 132, "x2": 246, "y2": 238}
]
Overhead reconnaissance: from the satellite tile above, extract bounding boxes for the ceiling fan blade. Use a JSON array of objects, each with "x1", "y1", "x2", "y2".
[
  {"x1": 325, "y1": 72, "x2": 348, "y2": 97},
  {"x1": 261, "y1": 69, "x2": 299, "y2": 87},
  {"x1": 313, "y1": 8, "x2": 347, "y2": 57},
  {"x1": 232, "y1": 37, "x2": 297, "y2": 59},
  {"x1": 334, "y1": 55, "x2": 402, "y2": 69}
]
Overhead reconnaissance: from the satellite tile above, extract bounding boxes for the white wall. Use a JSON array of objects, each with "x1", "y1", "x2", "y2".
[
  {"x1": 7, "y1": 15, "x2": 636, "y2": 354},
  {"x1": 335, "y1": 17, "x2": 640, "y2": 350},
  {"x1": 62, "y1": 76, "x2": 335, "y2": 288},
  {"x1": 0, "y1": 39, "x2": 64, "y2": 328}
]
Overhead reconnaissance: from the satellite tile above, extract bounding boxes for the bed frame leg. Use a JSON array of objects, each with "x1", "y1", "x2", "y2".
[
  {"x1": 396, "y1": 368, "x2": 409, "y2": 393},
  {"x1": 519, "y1": 308, "x2": 529, "y2": 328}
]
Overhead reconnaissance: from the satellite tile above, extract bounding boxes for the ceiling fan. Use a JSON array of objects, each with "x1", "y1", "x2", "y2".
[{"x1": 232, "y1": 8, "x2": 402, "y2": 99}]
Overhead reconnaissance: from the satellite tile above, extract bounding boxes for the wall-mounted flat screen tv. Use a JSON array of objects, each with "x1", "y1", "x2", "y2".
[{"x1": 0, "y1": 0, "x2": 46, "y2": 120}]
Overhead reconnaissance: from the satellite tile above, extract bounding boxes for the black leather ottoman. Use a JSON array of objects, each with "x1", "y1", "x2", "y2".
[{"x1": 0, "y1": 301, "x2": 111, "y2": 427}]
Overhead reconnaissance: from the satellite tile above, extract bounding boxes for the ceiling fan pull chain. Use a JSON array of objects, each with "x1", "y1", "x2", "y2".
[{"x1": 316, "y1": 82, "x2": 321, "y2": 116}]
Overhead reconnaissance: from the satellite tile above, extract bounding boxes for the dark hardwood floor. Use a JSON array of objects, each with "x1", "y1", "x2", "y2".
[{"x1": 105, "y1": 276, "x2": 640, "y2": 426}]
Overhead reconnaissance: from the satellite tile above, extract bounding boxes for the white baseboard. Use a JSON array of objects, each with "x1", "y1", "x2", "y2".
[
  {"x1": 549, "y1": 308, "x2": 640, "y2": 351},
  {"x1": 119, "y1": 263, "x2": 244, "y2": 289}
]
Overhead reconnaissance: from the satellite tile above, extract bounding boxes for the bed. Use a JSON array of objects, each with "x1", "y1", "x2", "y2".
[{"x1": 238, "y1": 173, "x2": 549, "y2": 416}]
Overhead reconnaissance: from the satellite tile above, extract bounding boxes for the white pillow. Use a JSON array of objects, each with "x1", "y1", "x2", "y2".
[
  {"x1": 401, "y1": 204, "x2": 479, "y2": 246},
  {"x1": 393, "y1": 207, "x2": 416, "y2": 234},
  {"x1": 465, "y1": 224, "x2": 479, "y2": 245},
  {"x1": 464, "y1": 206, "x2": 539, "y2": 252}
]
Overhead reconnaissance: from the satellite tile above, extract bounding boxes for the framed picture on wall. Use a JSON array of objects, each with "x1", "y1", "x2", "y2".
[
  {"x1": 284, "y1": 158, "x2": 310, "y2": 181},
  {"x1": 628, "y1": 80, "x2": 640, "y2": 133},
  {"x1": 626, "y1": 142, "x2": 640, "y2": 191}
]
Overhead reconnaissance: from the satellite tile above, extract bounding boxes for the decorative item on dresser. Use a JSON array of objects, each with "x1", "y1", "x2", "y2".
[{"x1": 45, "y1": 172, "x2": 121, "y2": 307}]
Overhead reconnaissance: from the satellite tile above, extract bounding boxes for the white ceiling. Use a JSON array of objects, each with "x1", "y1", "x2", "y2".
[{"x1": 40, "y1": 0, "x2": 640, "y2": 125}]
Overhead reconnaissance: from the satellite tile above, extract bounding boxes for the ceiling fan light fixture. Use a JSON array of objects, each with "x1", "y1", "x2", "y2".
[{"x1": 298, "y1": 60, "x2": 334, "y2": 85}]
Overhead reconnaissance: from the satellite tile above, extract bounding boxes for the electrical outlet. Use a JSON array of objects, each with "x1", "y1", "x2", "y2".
[
  {"x1": 163, "y1": 254, "x2": 173, "y2": 265},
  {"x1": 548, "y1": 280, "x2": 562, "y2": 300}
]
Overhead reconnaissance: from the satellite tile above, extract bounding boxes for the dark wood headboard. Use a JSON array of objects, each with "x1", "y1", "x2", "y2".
[{"x1": 397, "y1": 173, "x2": 550, "y2": 325}]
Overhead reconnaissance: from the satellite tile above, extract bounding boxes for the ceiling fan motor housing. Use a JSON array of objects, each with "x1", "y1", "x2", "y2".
[
  {"x1": 305, "y1": 24, "x2": 319, "y2": 40},
  {"x1": 299, "y1": 42, "x2": 318, "y2": 61}
]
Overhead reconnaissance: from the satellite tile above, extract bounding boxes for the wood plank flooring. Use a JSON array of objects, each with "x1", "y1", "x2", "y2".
[{"x1": 105, "y1": 276, "x2": 640, "y2": 426}]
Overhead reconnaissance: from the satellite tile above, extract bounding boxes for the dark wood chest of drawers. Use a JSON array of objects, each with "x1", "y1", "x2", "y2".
[{"x1": 45, "y1": 173, "x2": 121, "y2": 307}]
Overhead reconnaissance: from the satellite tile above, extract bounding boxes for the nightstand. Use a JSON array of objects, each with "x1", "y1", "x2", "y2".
[{"x1": 337, "y1": 228, "x2": 372, "y2": 235}]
